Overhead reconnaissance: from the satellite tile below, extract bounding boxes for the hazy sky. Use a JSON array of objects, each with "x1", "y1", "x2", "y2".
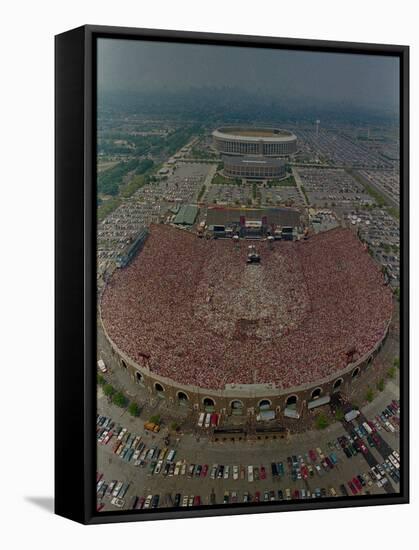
[{"x1": 97, "y1": 38, "x2": 399, "y2": 111}]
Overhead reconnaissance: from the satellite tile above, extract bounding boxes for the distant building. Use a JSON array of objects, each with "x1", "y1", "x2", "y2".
[
  {"x1": 223, "y1": 155, "x2": 286, "y2": 180},
  {"x1": 173, "y1": 204, "x2": 199, "y2": 225},
  {"x1": 213, "y1": 126, "x2": 297, "y2": 181}
]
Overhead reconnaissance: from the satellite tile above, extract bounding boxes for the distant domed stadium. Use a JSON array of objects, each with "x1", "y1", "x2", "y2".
[
  {"x1": 100, "y1": 224, "x2": 393, "y2": 417},
  {"x1": 212, "y1": 126, "x2": 297, "y2": 181},
  {"x1": 213, "y1": 126, "x2": 297, "y2": 157}
]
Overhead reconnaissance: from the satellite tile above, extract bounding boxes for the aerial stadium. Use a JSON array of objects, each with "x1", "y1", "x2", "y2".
[
  {"x1": 212, "y1": 126, "x2": 297, "y2": 181},
  {"x1": 100, "y1": 223, "x2": 393, "y2": 420}
]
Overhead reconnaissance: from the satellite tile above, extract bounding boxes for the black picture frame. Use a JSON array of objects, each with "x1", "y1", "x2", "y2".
[{"x1": 55, "y1": 24, "x2": 409, "y2": 525}]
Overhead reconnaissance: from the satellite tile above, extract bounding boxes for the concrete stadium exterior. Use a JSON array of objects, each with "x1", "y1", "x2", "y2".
[
  {"x1": 213, "y1": 127, "x2": 298, "y2": 157},
  {"x1": 222, "y1": 155, "x2": 287, "y2": 180},
  {"x1": 100, "y1": 313, "x2": 390, "y2": 420}
]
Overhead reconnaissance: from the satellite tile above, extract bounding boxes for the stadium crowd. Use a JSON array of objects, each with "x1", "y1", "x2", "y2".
[{"x1": 101, "y1": 224, "x2": 393, "y2": 390}]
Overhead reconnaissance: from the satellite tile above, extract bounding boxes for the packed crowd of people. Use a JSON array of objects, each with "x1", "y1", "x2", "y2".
[{"x1": 100, "y1": 224, "x2": 393, "y2": 391}]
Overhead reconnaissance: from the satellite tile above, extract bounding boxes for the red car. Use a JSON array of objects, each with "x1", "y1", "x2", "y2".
[
  {"x1": 325, "y1": 457, "x2": 334, "y2": 469},
  {"x1": 193, "y1": 496, "x2": 201, "y2": 506},
  {"x1": 359, "y1": 442, "x2": 368, "y2": 455},
  {"x1": 353, "y1": 477, "x2": 362, "y2": 492},
  {"x1": 201, "y1": 464, "x2": 208, "y2": 477},
  {"x1": 136, "y1": 496, "x2": 145, "y2": 509},
  {"x1": 348, "y1": 481, "x2": 358, "y2": 495},
  {"x1": 254, "y1": 491, "x2": 260, "y2": 503},
  {"x1": 292, "y1": 490, "x2": 300, "y2": 500},
  {"x1": 210, "y1": 413, "x2": 218, "y2": 427},
  {"x1": 301, "y1": 465, "x2": 309, "y2": 480},
  {"x1": 309, "y1": 449, "x2": 317, "y2": 462},
  {"x1": 260, "y1": 466, "x2": 266, "y2": 480}
]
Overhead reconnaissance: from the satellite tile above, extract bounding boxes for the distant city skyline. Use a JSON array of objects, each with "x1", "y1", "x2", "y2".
[{"x1": 98, "y1": 38, "x2": 399, "y2": 113}]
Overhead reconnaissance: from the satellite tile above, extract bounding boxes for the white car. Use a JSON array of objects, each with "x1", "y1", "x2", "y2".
[
  {"x1": 393, "y1": 450, "x2": 400, "y2": 461},
  {"x1": 143, "y1": 495, "x2": 153, "y2": 509},
  {"x1": 167, "y1": 449, "x2": 176, "y2": 462},
  {"x1": 96, "y1": 479, "x2": 105, "y2": 493},
  {"x1": 210, "y1": 464, "x2": 218, "y2": 480},
  {"x1": 112, "y1": 481, "x2": 123, "y2": 497},
  {"x1": 97, "y1": 359, "x2": 107, "y2": 373},
  {"x1": 232, "y1": 465, "x2": 239, "y2": 480},
  {"x1": 174, "y1": 461, "x2": 182, "y2": 476},
  {"x1": 132, "y1": 436, "x2": 141, "y2": 449},
  {"x1": 388, "y1": 421, "x2": 396, "y2": 433},
  {"x1": 371, "y1": 467, "x2": 381, "y2": 481},
  {"x1": 154, "y1": 460, "x2": 163, "y2": 475},
  {"x1": 110, "y1": 497, "x2": 124, "y2": 508},
  {"x1": 117, "y1": 428, "x2": 127, "y2": 441},
  {"x1": 247, "y1": 465, "x2": 254, "y2": 482},
  {"x1": 223, "y1": 465, "x2": 230, "y2": 479},
  {"x1": 180, "y1": 462, "x2": 187, "y2": 476},
  {"x1": 197, "y1": 412, "x2": 205, "y2": 428},
  {"x1": 181, "y1": 496, "x2": 189, "y2": 507}
]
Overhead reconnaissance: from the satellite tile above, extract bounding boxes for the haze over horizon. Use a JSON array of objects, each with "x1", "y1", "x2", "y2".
[{"x1": 98, "y1": 38, "x2": 400, "y2": 116}]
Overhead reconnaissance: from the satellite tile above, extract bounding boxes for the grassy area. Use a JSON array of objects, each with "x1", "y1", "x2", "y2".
[
  {"x1": 348, "y1": 169, "x2": 399, "y2": 220},
  {"x1": 315, "y1": 412, "x2": 329, "y2": 430},
  {"x1": 365, "y1": 387, "x2": 374, "y2": 403},
  {"x1": 190, "y1": 147, "x2": 217, "y2": 160},
  {"x1": 197, "y1": 184, "x2": 206, "y2": 201},
  {"x1": 97, "y1": 197, "x2": 122, "y2": 222},
  {"x1": 97, "y1": 162, "x2": 160, "y2": 221},
  {"x1": 120, "y1": 174, "x2": 147, "y2": 198},
  {"x1": 300, "y1": 185, "x2": 309, "y2": 204},
  {"x1": 211, "y1": 173, "x2": 241, "y2": 186},
  {"x1": 267, "y1": 175, "x2": 296, "y2": 187}
]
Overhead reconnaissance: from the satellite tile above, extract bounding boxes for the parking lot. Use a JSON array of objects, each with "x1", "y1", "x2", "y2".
[
  {"x1": 96, "y1": 384, "x2": 400, "y2": 512},
  {"x1": 295, "y1": 167, "x2": 373, "y2": 208}
]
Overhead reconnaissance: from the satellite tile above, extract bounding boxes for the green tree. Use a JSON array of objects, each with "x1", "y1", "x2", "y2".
[
  {"x1": 315, "y1": 412, "x2": 329, "y2": 430},
  {"x1": 128, "y1": 402, "x2": 140, "y2": 417},
  {"x1": 393, "y1": 357, "x2": 400, "y2": 368},
  {"x1": 112, "y1": 392, "x2": 128, "y2": 408},
  {"x1": 387, "y1": 367, "x2": 396, "y2": 379},
  {"x1": 103, "y1": 384, "x2": 115, "y2": 397},
  {"x1": 377, "y1": 379, "x2": 385, "y2": 392},
  {"x1": 97, "y1": 373, "x2": 106, "y2": 386},
  {"x1": 365, "y1": 387, "x2": 374, "y2": 403},
  {"x1": 334, "y1": 408, "x2": 344, "y2": 421},
  {"x1": 149, "y1": 414, "x2": 161, "y2": 425}
]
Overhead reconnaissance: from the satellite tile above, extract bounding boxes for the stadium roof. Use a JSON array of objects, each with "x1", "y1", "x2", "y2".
[{"x1": 213, "y1": 127, "x2": 296, "y2": 142}]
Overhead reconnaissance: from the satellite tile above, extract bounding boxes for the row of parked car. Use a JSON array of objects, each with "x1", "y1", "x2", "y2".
[
  {"x1": 98, "y1": 481, "x2": 376, "y2": 512},
  {"x1": 96, "y1": 414, "x2": 177, "y2": 470}
]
